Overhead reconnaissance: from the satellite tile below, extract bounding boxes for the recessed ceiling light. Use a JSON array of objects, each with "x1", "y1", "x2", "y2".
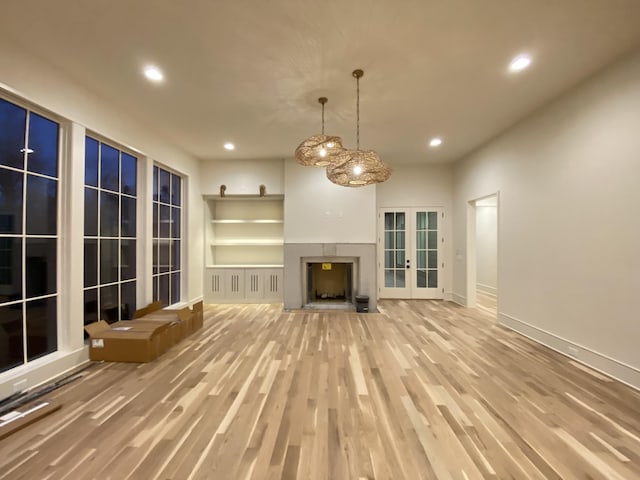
[
  {"x1": 224, "y1": 142, "x2": 235, "y2": 151},
  {"x1": 509, "y1": 54, "x2": 531, "y2": 72},
  {"x1": 143, "y1": 65, "x2": 164, "y2": 82},
  {"x1": 429, "y1": 137, "x2": 442, "y2": 147}
]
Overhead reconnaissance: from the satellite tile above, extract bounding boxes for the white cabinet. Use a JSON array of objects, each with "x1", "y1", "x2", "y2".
[
  {"x1": 204, "y1": 195, "x2": 284, "y2": 303},
  {"x1": 205, "y1": 267, "x2": 283, "y2": 303}
]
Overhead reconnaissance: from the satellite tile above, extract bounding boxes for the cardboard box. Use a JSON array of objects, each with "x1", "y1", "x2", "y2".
[
  {"x1": 84, "y1": 320, "x2": 168, "y2": 363},
  {"x1": 133, "y1": 312, "x2": 184, "y2": 346},
  {"x1": 132, "y1": 301, "x2": 163, "y2": 319},
  {"x1": 192, "y1": 301, "x2": 204, "y2": 332}
]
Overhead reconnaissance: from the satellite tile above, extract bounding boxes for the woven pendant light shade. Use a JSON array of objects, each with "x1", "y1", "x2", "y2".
[
  {"x1": 295, "y1": 97, "x2": 344, "y2": 167},
  {"x1": 326, "y1": 149, "x2": 391, "y2": 187},
  {"x1": 326, "y1": 69, "x2": 391, "y2": 187},
  {"x1": 295, "y1": 134, "x2": 344, "y2": 167}
]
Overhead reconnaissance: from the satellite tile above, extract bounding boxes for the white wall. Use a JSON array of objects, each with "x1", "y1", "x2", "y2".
[
  {"x1": 0, "y1": 39, "x2": 203, "y2": 398},
  {"x1": 284, "y1": 160, "x2": 376, "y2": 243},
  {"x1": 475, "y1": 204, "x2": 497, "y2": 294},
  {"x1": 199, "y1": 159, "x2": 284, "y2": 196},
  {"x1": 453, "y1": 48, "x2": 640, "y2": 388},
  {"x1": 376, "y1": 164, "x2": 454, "y2": 298}
]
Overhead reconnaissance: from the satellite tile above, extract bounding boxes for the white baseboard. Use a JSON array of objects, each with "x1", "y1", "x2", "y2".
[
  {"x1": 0, "y1": 347, "x2": 89, "y2": 402},
  {"x1": 451, "y1": 293, "x2": 467, "y2": 307},
  {"x1": 499, "y1": 312, "x2": 640, "y2": 392},
  {"x1": 476, "y1": 283, "x2": 497, "y2": 296}
]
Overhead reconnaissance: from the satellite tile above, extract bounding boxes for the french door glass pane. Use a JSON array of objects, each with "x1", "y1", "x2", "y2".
[
  {"x1": 428, "y1": 270, "x2": 438, "y2": 288},
  {"x1": 395, "y1": 270, "x2": 405, "y2": 288},
  {"x1": 417, "y1": 231, "x2": 426, "y2": 249},
  {"x1": 428, "y1": 211, "x2": 438, "y2": 229},
  {"x1": 384, "y1": 231, "x2": 394, "y2": 249},
  {"x1": 428, "y1": 231, "x2": 437, "y2": 249},
  {"x1": 416, "y1": 211, "x2": 426, "y2": 229},
  {"x1": 417, "y1": 250, "x2": 426, "y2": 269},
  {"x1": 395, "y1": 231, "x2": 405, "y2": 249},
  {"x1": 384, "y1": 250, "x2": 393, "y2": 268},
  {"x1": 395, "y1": 250, "x2": 405, "y2": 268},
  {"x1": 384, "y1": 269, "x2": 394, "y2": 287},
  {"x1": 384, "y1": 212, "x2": 394, "y2": 230},
  {"x1": 395, "y1": 213, "x2": 405, "y2": 230},
  {"x1": 428, "y1": 251, "x2": 437, "y2": 269},
  {"x1": 417, "y1": 270, "x2": 427, "y2": 288}
]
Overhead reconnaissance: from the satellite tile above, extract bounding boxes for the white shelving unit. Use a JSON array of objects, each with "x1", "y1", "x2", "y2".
[{"x1": 204, "y1": 195, "x2": 284, "y2": 303}]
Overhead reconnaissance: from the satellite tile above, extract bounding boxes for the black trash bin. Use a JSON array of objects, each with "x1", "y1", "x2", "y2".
[{"x1": 355, "y1": 295, "x2": 369, "y2": 313}]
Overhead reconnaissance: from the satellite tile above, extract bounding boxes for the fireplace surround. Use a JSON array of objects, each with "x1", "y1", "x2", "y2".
[{"x1": 283, "y1": 243, "x2": 377, "y2": 311}]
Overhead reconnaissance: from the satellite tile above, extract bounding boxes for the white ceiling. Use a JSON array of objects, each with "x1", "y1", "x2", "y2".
[{"x1": 2, "y1": 0, "x2": 640, "y2": 166}]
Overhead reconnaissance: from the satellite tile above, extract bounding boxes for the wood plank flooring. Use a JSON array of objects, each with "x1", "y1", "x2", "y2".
[{"x1": 1, "y1": 300, "x2": 639, "y2": 479}]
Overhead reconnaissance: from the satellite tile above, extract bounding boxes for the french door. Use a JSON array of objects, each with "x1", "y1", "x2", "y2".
[{"x1": 378, "y1": 207, "x2": 444, "y2": 299}]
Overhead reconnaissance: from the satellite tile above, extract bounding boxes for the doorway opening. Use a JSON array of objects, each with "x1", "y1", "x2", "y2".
[{"x1": 467, "y1": 194, "x2": 498, "y2": 317}]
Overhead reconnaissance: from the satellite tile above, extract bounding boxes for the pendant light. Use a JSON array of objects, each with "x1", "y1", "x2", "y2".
[
  {"x1": 326, "y1": 69, "x2": 391, "y2": 187},
  {"x1": 295, "y1": 97, "x2": 344, "y2": 167}
]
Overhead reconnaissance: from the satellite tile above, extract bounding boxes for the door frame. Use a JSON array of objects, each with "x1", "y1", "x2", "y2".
[{"x1": 466, "y1": 192, "x2": 499, "y2": 315}]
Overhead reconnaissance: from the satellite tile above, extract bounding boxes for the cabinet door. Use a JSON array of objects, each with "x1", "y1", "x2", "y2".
[
  {"x1": 206, "y1": 268, "x2": 225, "y2": 302},
  {"x1": 245, "y1": 270, "x2": 263, "y2": 299},
  {"x1": 224, "y1": 269, "x2": 244, "y2": 299},
  {"x1": 263, "y1": 268, "x2": 283, "y2": 300}
]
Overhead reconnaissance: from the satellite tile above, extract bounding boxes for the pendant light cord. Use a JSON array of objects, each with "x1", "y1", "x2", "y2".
[
  {"x1": 356, "y1": 74, "x2": 360, "y2": 150},
  {"x1": 321, "y1": 100, "x2": 325, "y2": 136}
]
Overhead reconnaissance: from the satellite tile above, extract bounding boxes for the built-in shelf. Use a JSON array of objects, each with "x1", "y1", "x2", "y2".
[
  {"x1": 204, "y1": 194, "x2": 284, "y2": 303},
  {"x1": 211, "y1": 219, "x2": 283, "y2": 224},
  {"x1": 206, "y1": 264, "x2": 284, "y2": 269},
  {"x1": 211, "y1": 240, "x2": 284, "y2": 246}
]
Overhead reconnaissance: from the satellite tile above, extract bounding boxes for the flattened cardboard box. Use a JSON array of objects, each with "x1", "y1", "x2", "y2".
[{"x1": 84, "y1": 320, "x2": 168, "y2": 363}]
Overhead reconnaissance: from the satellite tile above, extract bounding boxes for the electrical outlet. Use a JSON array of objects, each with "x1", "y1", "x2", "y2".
[
  {"x1": 567, "y1": 346, "x2": 579, "y2": 358},
  {"x1": 13, "y1": 379, "x2": 27, "y2": 393}
]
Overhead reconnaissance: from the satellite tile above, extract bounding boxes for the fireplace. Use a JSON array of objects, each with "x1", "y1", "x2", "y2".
[
  {"x1": 306, "y1": 262, "x2": 353, "y2": 306},
  {"x1": 283, "y1": 243, "x2": 377, "y2": 312}
]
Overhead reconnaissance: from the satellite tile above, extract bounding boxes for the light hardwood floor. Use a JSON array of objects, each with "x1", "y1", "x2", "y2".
[{"x1": 1, "y1": 300, "x2": 639, "y2": 479}]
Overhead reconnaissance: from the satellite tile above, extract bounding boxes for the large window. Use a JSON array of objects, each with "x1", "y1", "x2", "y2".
[
  {"x1": 0, "y1": 97, "x2": 59, "y2": 373},
  {"x1": 84, "y1": 136, "x2": 137, "y2": 325},
  {"x1": 152, "y1": 166, "x2": 181, "y2": 306}
]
